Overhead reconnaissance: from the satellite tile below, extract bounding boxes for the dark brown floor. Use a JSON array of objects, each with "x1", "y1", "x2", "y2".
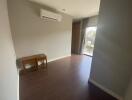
[{"x1": 20, "y1": 55, "x2": 117, "y2": 100}]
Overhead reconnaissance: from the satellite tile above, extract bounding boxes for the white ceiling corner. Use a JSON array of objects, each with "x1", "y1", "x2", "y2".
[{"x1": 30, "y1": 0, "x2": 100, "y2": 19}]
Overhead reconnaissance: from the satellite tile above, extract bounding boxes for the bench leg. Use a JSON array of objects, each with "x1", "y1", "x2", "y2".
[{"x1": 46, "y1": 57, "x2": 47, "y2": 69}]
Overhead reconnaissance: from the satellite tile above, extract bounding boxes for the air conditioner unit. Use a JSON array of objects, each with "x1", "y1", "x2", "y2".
[{"x1": 40, "y1": 9, "x2": 62, "y2": 22}]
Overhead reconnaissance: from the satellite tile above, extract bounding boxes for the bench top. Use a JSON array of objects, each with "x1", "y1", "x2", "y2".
[{"x1": 20, "y1": 54, "x2": 46, "y2": 61}]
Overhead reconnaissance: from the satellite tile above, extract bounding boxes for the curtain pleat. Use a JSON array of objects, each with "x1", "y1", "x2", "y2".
[{"x1": 79, "y1": 18, "x2": 89, "y2": 54}]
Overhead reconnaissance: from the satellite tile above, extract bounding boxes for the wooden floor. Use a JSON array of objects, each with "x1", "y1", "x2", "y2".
[{"x1": 20, "y1": 55, "x2": 117, "y2": 100}]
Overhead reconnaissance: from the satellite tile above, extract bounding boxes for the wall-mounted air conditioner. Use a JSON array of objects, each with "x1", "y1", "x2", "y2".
[{"x1": 40, "y1": 9, "x2": 62, "y2": 22}]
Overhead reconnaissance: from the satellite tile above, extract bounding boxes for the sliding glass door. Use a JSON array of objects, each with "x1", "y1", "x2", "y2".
[{"x1": 82, "y1": 27, "x2": 97, "y2": 56}]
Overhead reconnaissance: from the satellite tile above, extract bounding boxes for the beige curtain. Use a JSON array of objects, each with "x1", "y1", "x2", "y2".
[{"x1": 79, "y1": 18, "x2": 89, "y2": 54}]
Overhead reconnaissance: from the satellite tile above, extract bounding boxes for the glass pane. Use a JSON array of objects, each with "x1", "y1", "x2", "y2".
[{"x1": 82, "y1": 27, "x2": 97, "y2": 56}]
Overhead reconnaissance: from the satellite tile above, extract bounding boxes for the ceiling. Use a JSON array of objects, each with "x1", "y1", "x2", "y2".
[{"x1": 30, "y1": 0, "x2": 100, "y2": 19}]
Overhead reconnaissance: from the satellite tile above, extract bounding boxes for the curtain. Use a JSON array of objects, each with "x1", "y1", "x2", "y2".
[{"x1": 79, "y1": 18, "x2": 89, "y2": 54}]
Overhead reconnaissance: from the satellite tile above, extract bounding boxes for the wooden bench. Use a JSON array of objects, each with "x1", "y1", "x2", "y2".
[{"x1": 18, "y1": 54, "x2": 47, "y2": 73}]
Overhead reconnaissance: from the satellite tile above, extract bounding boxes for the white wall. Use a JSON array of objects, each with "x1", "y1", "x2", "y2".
[
  {"x1": 125, "y1": 78, "x2": 132, "y2": 100},
  {"x1": 90, "y1": 0, "x2": 132, "y2": 98},
  {"x1": 0, "y1": 0, "x2": 18, "y2": 100},
  {"x1": 8, "y1": 0, "x2": 72, "y2": 61}
]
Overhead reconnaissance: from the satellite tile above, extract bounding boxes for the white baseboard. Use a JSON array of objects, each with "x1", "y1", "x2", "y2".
[
  {"x1": 89, "y1": 79, "x2": 123, "y2": 100},
  {"x1": 17, "y1": 75, "x2": 19, "y2": 100},
  {"x1": 47, "y1": 54, "x2": 71, "y2": 63}
]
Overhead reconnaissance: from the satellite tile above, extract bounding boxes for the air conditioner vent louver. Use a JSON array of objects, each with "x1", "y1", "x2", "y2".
[{"x1": 40, "y1": 9, "x2": 62, "y2": 22}]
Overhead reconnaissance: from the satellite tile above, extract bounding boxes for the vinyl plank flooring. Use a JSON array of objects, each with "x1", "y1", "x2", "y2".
[{"x1": 20, "y1": 55, "x2": 117, "y2": 100}]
